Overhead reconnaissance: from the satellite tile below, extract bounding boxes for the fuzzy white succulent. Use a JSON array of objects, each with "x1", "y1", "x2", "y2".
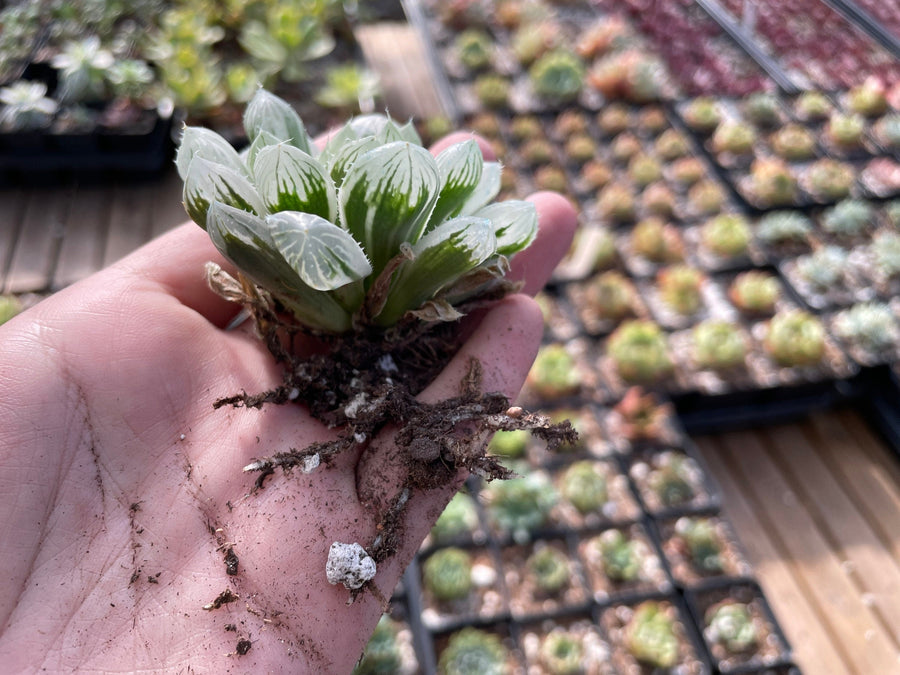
[
  {"x1": 756, "y1": 210, "x2": 812, "y2": 244},
  {"x1": 0, "y1": 80, "x2": 58, "y2": 131},
  {"x1": 796, "y1": 246, "x2": 847, "y2": 289},
  {"x1": 872, "y1": 230, "x2": 900, "y2": 278},
  {"x1": 833, "y1": 302, "x2": 899, "y2": 353},
  {"x1": 177, "y1": 89, "x2": 538, "y2": 333}
]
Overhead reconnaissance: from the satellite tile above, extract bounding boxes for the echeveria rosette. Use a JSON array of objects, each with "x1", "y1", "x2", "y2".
[{"x1": 176, "y1": 88, "x2": 538, "y2": 334}]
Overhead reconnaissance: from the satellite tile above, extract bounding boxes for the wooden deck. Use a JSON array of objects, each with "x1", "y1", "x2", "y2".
[{"x1": 3, "y1": 21, "x2": 900, "y2": 675}]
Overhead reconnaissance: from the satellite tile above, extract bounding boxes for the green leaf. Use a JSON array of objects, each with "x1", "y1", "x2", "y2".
[
  {"x1": 375, "y1": 216, "x2": 497, "y2": 326},
  {"x1": 458, "y1": 161, "x2": 502, "y2": 215},
  {"x1": 206, "y1": 202, "x2": 353, "y2": 332},
  {"x1": 475, "y1": 200, "x2": 538, "y2": 256},
  {"x1": 339, "y1": 141, "x2": 440, "y2": 276},
  {"x1": 427, "y1": 139, "x2": 484, "y2": 230},
  {"x1": 175, "y1": 126, "x2": 246, "y2": 180},
  {"x1": 254, "y1": 144, "x2": 337, "y2": 221},
  {"x1": 246, "y1": 130, "x2": 283, "y2": 173},
  {"x1": 183, "y1": 158, "x2": 266, "y2": 228},
  {"x1": 243, "y1": 88, "x2": 311, "y2": 154},
  {"x1": 267, "y1": 211, "x2": 371, "y2": 291},
  {"x1": 327, "y1": 135, "x2": 380, "y2": 188}
]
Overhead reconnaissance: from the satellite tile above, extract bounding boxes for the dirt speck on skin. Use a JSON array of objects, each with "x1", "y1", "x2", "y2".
[
  {"x1": 203, "y1": 589, "x2": 239, "y2": 611},
  {"x1": 236, "y1": 639, "x2": 252, "y2": 656},
  {"x1": 224, "y1": 547, "x2": 239, "y2": 576}
]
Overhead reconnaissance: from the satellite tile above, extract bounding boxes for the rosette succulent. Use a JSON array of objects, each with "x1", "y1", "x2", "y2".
[
  {"x1": 657, "y1": 265, "x2": 705, "y2": 316},
  {"x1": 805, "y1": 158, "x2": 856, "y2": 202},
  {"x1": 554, "y1": 110, "x2": 589, "y2": 138},
  {"x1": 539, "y1": 630, "x2": 583, "y2": 675},
  {"x1": 765, "y1": 309, "x2": 826, "y2": 367},
  {"x1": 474, "y1": 74, "x2": 511, "y2": 109},
  {"x1": 711, "y1": 120, "x2": 756, "y2": 156},
  {"x1": 822, "y1": 199, "x2": 873, "y2": 237},
  {"x1": 455, "y1": 29, "x2": 493, "y2": 72},
  {"x1": 631, "y1": 217, "x2": 684, "y2": 263},
  {"x1": 484, "y1": 472, "x2": 558, "y2": 540},
  {"x1": 422, "y1": 547, "x2": 473, "y2": 602},
  {"x1": 682, "y1": 97, "x2": 721, "y2": 133},
  {"x1": 526, "y1": 545, "x2": 571, "y2": 595},
  {"x1": 431, "y1": 491, "x2": 480, "y2": 543},
  {"x1": 177, "y1": 89, "x2": 538, "y2": 334},
  {"x1": 597, "y1": 103, "x2": 631, "y2": 136},
  {"x1": 585, "y1": 271, "x2": 634, "y2": 321},
  {"x1": 847, "y1": 78, "x2": 888, "y2": 117},
  {"x1": 596, "y1": 529, "x2": 642, "y2": 582},
  {"x1": 654, "y1": 129, "x2": 690, "y2": 161},
  {"x1": 794, "y1": 90, "x2": 832, "y2": 122},
  {"x1": 825, "y1": 112, "x2": 866, "y2": 150},
  {"x1": 624, "y1": 601, "x2": 679, "y2": 668},
  {"x1": 686, "y1": 179, "x2": 726, "y2": 216},
  {"x1": 747, "y1": 157, "x2": 798, "y2": 207},
  {"x1": 641, "y1": 182, "x2": 676, "y2": 218},
  {"x1": 700, "y1": 213, "x2": 751, "y2": 258},
  {"x1": 627, "y1": 153, "x2": 663, "y2": 187},
  {"x1": 872, "y1": 230, "x2": 900, "y2": 278},
  {"x1": 353, "y1": 614, "x2": 405, "y2": 675},
  {"x1": 607, "y1": 320, "x2": 673, "y2": 383},
  {"x1": 0, "y1": 80, "x2": 58, "y2": 131},
  {"x1": 756, "y1": 210, "x2": 812, "y2": 246},
  {"x1": 874, "y1": 113, "x2": 900, "y2": 150},
  {"x1": 675, "y1": 517, "x2": 723, "y2": 573},
  {"x1": 560, "y1": 460, "x2": 609, "y2": 514},
  {"x1": 833, "y1": 302, "x2": 899, "y2": 353},
  {"x1": 691, "y1": 320, "x2": 747, "y2": 370},
  {"x1": 705, "y1": 602, "x2": 758, "y2": 653},
  {"x1": 526, "y1": 344, "x2": 581, "y2": 399},
  {"x1": 729, "y1": 271, "x2": 780, "y2": 315},
  {"x1": 438, "y1": 628, "x2": 508, "y2": 675},
  {"x1": 597, "y1": 182, "x2": 636, "y2": 224},
  {"x1": 770, "y1": 123, "x2": 817, "y2": 161},
  {"x1": 796, "y1": 246, "x2": 848, "y2": 290},
  {"x1": 613, "y1": 387, "x2": 672, "y2": 442},
  {"x1": 741, "y1": 91, "x2": 782, "y2": 127},
  {"x1": 529, "y1": 50, "x2": 585, "y2": 103},
  {"x1": 647, "y1": 452, "x2": 697, "y2": 507}
]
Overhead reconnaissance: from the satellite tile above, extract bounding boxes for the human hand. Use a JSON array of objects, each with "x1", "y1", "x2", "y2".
[{"x1": 0, "y1": 136, "x2": 576, "y2": 673}]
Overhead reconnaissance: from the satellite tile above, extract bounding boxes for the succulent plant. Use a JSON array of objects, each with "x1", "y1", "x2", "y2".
[
  {"x1": 554, "y1": 109, "x2": 589, "y2": 138},
  {"x1": 474, "y1": 74, "x2": 511, "y2": 110},
  {"x1": 670, "y1": 157, "x2": 706, "y2": 187},
  {"x1": 756, "y1": 210, "x2": 812, "y2": 246},
  {"x1": 647, "y1": 452, "x2": 697, "y2": 507},
  {"x1": 610, "y1": 132, "x2": 642, "y2": 163},
  {"x1": 847, "y1": 78, "x2": 889, "y2": 117},
  {"x1": 796, "y1": 245, "x2": 848, "y2": 289},
  {"x1": 107, "y1": 58, "x2": 155, "y2": 102},
  {"x1": 526, "y1": 344, "x2": 581, "y2": 399},
  {"x1": 612, "y1": 387, "x2": 672, "y2": 442},
  {"x1": 770, "y1": 123, "x2": 817, "y2": 161},
  {"x1": 51, "y1": 36, "x2": 114, "y2": 103},
  {"x1": 538, "y1": 629, "x2": 583, "y2": 675},
  {"x1": 576, "y1": 15, "x2": 634, "y2": 59},
  {"x1": 597, "y1": 182, "x2": 636, "y2": 224},
  {"x1": 0, "y1": 80, "x2": 58, "y2": 131},
  {"x1": 560, "y1": 460, "x2": 608, "y2": 514},
  {"x1": 509, "y1": 115, "x2": 542, "y2": 142},
  {"x1": 455, "y1": 29, "x2": 494, "y2": 72},
  {"x1": 512, "y1": 20, "x2": 562, "y2": 65},
  {"x1": 682, "y1": 97, "x2": 722, "y2": 133},
  {"x1": 624, "y1": 601, "x2": 679, "y2": 668},
  {"x1": 519, "y1": 137, "x2": 556, "y2": 167},
  {"x1": 607, "y1": 320, "x2": 673, "y2": 384},
  {"x1": 747, "y1": 157, "x2": 798, "y2": 207},
  {"x1": 529, "y1": 50, "x2": 585, "y2": 103},
  {"x1": 431, "y1": 491, "x2": 480, "y2": 543},
  {"x1": 825, "y1": 112, "x2": 866, "y2": 149},
  {"x1": 484, "y1": 472, "x2": 558, "y2": 540},
  {"x1": 691, "y1": 320, "x2": 747, "y2": 370},
  {"x1": 641, "y1": 182, "x2": 677, "y2": 218},
  {"x1": 686, "y1": 179, "x2": 727, "y2": 216},
  {"x1": 794, "y1": 90, "x2": 832, "y2": 122},
  {"x1": 585, "y1": 271, "x2": 634, "y2": 320},
  {"x1": 589, "y1": 227, "x2": 618, "y2": 271},
  {"x1": 764, "y1": 309, "x2": 826, "y2": 367},
  {"x1": 630, "y1": 217, "x2": 684, "y2": 263},
  {"x1": 705, "y1": 602, "x2": 758, "y2": 653},
  {"x1": 627, "y1": 153, "x2": 663, "y2": 187},
  {"x1": 657, "y1": 265, "x2": 705, "y2": 316},
  {"x1": 822, "y1": 198, "x2": 873, "y2": 237},
  {"x1": 741, "y1": 91, "x2": 782, "y2": 127},
  {"x1": 468, "y1": 111, "x2": 502, "y2": 139},
  {"x1": 563, "y1": 134, "x2": 596, "y2": 165},
  {"x1": 728, "y1": 271, "x2": 780, "y2": 315},
  {"x1": 0, "y1": 295, "x2": 22, "y2": 325},
  {"x1": 711, "y1": 120, "x2": 757, "y2": 156},
  {"x1": 579, "y1": 160, "x2": 613, "y2": 190},
  {"x1": 638, "y1": 106, "x2": 668, "y2": 135},
  {"x1": 488, "y1": 428, "x2": 530, "y2": 460},
  {"x1": 654, "y1": 129, "x2": 690, "y2": 161},
  {"x1": 596, "y1": 529, "x2": 642, "y2": 582},
  {"x1": 177, "y1": 89, "x2": 537, "y2": 334},
  {"x1": 805, "y1": 158, "x2": 856, "y2": 202},
  {"x1": 353, "y1": 614, "x2": 404, "y2": 675},
  {"x1": 438, "y1": 627, "x2": 508, "y2": 675},
  {"x1": 675, "y1": 517, "x2": 723, "y2": 573},
  {"x1": 534, "y1": 166, "x2": 569, "y2": 193},
  {"x1": 315, "y1": 64, "x2": 380, "y2": 115},
  {"x1": 872, "y1": 230, "x2": 900, "y2": 278},
  {"x1": 874, "y1": 113, "x2": 900, "y2": 150},
  {"x1": 701, "y1": 213, "x2": 751, "y2": 258},
  {"x1": 596, "y1": 103, "x2": 631, "y2": 136},
  {"x1": 526, "y1": 545, "x2": 571, "y2": 594},
  {"x1": 833, "y1": 302, "x2": 899, "y2": 353},
  {"x1": 423, "y1": 547, "x2": 474, "y2": 602}
]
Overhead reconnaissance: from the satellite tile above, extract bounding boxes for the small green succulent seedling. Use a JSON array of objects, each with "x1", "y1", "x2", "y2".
[
  {"x1": 526, "y1": 344, "x2": 582, "y2": 399},
  {"x1": 654, "y1": 129, "x2": 690, "y2": 161},
  {"x1": 675, "y1": 517, "x2": 723, "y2": 573},
  {"x1": 771, "y1": 123, "x2": 816, "y2": 161},
  {"x1": 315, "y1": 64, "x2": 380, "y2": 115},
  {"x1": 742, "y1": 91, "x2": 782, "y2": 128},
  {"x1": 691, "y1": 320, "x2": 747, "y2": 370},
  {"x1": 538, "y1": 629, "x2": 583, "y2": 675},
  {"x1": 627, "y1": 153, "x2": 663, "y2": 188},
  {"x1": 422, "y1": 547, "x2": 474, "y2": 602},
  {"x1": 642, "y1": 182, "x2": 677, "y2": 218},
  {"x1": 647, "y1": 452, "x2": 696, "y2": 507},
  {"x1": 826, "y1": 112, "x2": 866, "y2": 149},
  {"x1": 748, "y1": 157, "x2": 798, "y2": 207},
  {"x1": 765, "y1": 309, "x2": 826, "y2": 367},
  {"x1": 526, "y1": 545, "x2": 571, "y2": 595},
  {"x1": 484, "y1": 472, "x2": 558, "y2": 541},
  {"x1": 794, "y1": 91, "x2": 832, "y2": 121},
  {"x1": 529, "y1": 50, "x2": 585, "y2": 103},
  {"x1": 729, "y1": 271, "x2": 779, "y2": 315},
  {"x1": 488, "y1": 429, "x2": 531, "y2": 460},
  {"x1": 683, "y1": 97, "x2": 721, "y2": 133},
  {"x1": 455, "y1": 29, "x2": 494, "y2": 72},
  {"x1": 686, "y1": 179, "x2": 726, "y2": 216},
  {"x1": 756, "y1": 210, "x2": 812, "y2": 246},
  {"x1": 607, "y1": 320, "x2": 673, "y2": 384},
  {"x1": 51, "y1": 36, "x2": 114, "y2": 103},
  {"x1": 586, "y1": 271, "x2": 634, "y2": 321},
  {"x1": 711, "y1": 120, "x2": 756, "y2": 156},
  {"x1": 474, "y1": 74, "x2": 511, "y2": 110},
  {"x1": 833, "y1": 302, "x2": 899, "y2": 353},
  {"x1": 796, "y1": 246, "x2": 848, "y2": 290},
  {"x1": 560, "y1": 460, "x2": 608, "y2": 514},
  {"x1": 872, "y1": 230, "x2": 900, "y2": 278},
  {"x1": 613, "y1": 387, "x2": 672, "y2": 442},
  {"x1": 631, "y1": 217, "x2": 684, "y2": 263},
  {"x1": 705, "y1": 602, "x2": 758, "y2": 653},
  {"x1": 178, "y1": 88, "x2": 537, "y2": 334},
  {"x1": 847, "y1": 78, "x2": 888, "y2": 117},
  {"x1": 0, "y1": 80, "x2": 58, "y2": 131},
  {"x1": 822, "y1": 199, "x2": 873, "y2": 237},
  {"x1": 596, "y1": 529, "x2": 642, "y2": 582},
  {"x1": 624, "y1": 601, "x2": 680, "y2": 668},
  {"x1": 805, "y1": 158, "x2": 856, "y2": 202},
  {"x1": 597, "y1": 103, "x2": 631, "y2": 135},
  {"x1": 657, "y1": 265, "x2": 705, "y2": 316},
  {"x1": 597, "y1": 182, "x2": 636, "y2": 224},
  {"x1": 430, "y1": 491, "x2": 480, "y2": 543},
  {"x1": 670, "y1": 157, "x2": 706, "y2": 187},
  {"x1": 353, "y1": 614, "x2": 404, "y2": 675},
  {"x1": 875, "y1": 114, "x2": 900, "y2": 149},
  {"x1": 438, "y1": 627, "x2": 508, "y2": 675},
  {"x1": 563, "y1": 134, "x2": 597, "y2": 165},
  {"x1": 701, "y1": 213, "x2": 751, "y2": 258}
]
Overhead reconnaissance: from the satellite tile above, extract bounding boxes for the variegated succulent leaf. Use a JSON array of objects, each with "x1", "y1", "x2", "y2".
[
  {"x1": 246, "y1": 129, "x2": 284, "y2": 172},
  {"x1": 426, "y1": 139, "x2": 485, "y2": 231},
  {"x1": 183, "y1": 157, "x2": 267, "y2": 229},
  {"x1": 475, "y1": 200, "x2": 538, "y2": 256},
  {"x1": 176, "y1": 126, "x2": 247, "y2": 180},
  {"x1": 339, "y1": 141, "x2": 441, "y2": 277},
  {"x1": 458, "y1": 161, "x2": 502, "y2": 216},
  {"x1": 254, "y1": 144, "x2": 337, "y2": 220},
  {"x1": 243, "y1": 88, "x2": 312, "y2": 155}
]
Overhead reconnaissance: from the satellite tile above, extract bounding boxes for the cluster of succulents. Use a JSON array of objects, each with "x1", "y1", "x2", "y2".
[
  {"x1": 704, "y1": 602, "x2": 759, "y2": 654},
  {"x1": 559, "y1": 460, "x2": 609, "y2": 515},
  {"x1": 657, "y1": 265, "x2": 705, "y2": 316},
  {"x1": 526, "y1": 545, "x2": 572, "y2": 596},
  {"x1": 422, "y1": 547, "x2": 474, "y2": 602},
  {"x1": 624, "y1": 601, "x2": 680, "y2": 668},
  {"x1": 483, "y1": 472, "x2": 558, "y2": 542},
  {"x1": 438, "y1": 627, "x2": 508, "y2": 675},
  {"x1": 607, "y1": 320, "x2": 674, "y2": 384},
  {"x1": 690, "y1": 320, "x2": 747, "y2": 371},
  {"x1": 729, "y1": 270, "x2": 780, "y2": 315},
  {"x1": 526, "y1": 344, "x2": 582, "y2": 400},
  {"x1": 832, "y1": 302, "x2": 899, "y2": 355},
  {"x1": 594, "y1": 529, "x2": 644, "y2": 583},
  {"x1": 700, "y1": 213, "x2": 752, "y2": 259},
  {"x1": 675, "y1": 517, "x2": 724, "y2": 574},
  {"x1": 764, "y1": 310, "x2": 827, "y2": 367}
]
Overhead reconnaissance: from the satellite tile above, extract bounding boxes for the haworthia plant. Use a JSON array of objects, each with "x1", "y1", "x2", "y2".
[{"x1": 177, "y1": 88, "x2": 537, "y2": 333}]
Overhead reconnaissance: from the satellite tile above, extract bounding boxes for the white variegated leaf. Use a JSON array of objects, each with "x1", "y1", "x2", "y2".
[
  {"x1": 206, "y1": 202, "x2": 354, "y2": 332},
  {"x1": 345, "y1": 114, "x2": 391, "y2": 138},
  {"x1": 375, "y1": 216, "x2": 496, "y2": 326},
  {"x1": 458, "y1": 161, "x2": 501, "y2": 216},
  {"x1": 319, "y1": 124, "x2": 363, "y2": 165},
  {"x1": 327, "y1": 136, "x2": 380, "y2": 189},
  {"x1": 427, "y1": 139, "x2": 484, "y2": 230},
  {"x1": 243, "y1": 89, "x2": 312, "y2": 154},
  {"x1": 267, "y1": 211, "x2": 371, "y2": 291},
  {"x1": 254, "y1": 144, "x2": 337, "y2": 221},
  {"x1": 183, "y1": 158, "x2": 266, "y2": 228},
  {"x1": 339, "y1": 142, "x2": 440, "y2": 275},
  {"x1": 247, "y1": 130, "x2": 283, "y2": 173},
  {"x1": 175, "y1": 126, "x2": 246, "y2": 179},
  {"x1": 475, "y1": 200, "x2": 538, "y2": 256}
]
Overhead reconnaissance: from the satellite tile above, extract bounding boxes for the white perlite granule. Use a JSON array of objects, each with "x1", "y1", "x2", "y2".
[{"x1": 325, "y1": 542, "x2": 376, "y2": 590}]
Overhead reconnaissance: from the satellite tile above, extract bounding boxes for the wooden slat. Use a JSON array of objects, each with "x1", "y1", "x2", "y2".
[
  {"x1": 0, "y1": 189, "x2": 28, "y2": 285},
  {"x1": 149, "y1": 167, "x2": 189, "y2": 239},
  {"x1": 102, "y1": 181, "x2": 154, "y2": 268},
  {"x1": 3, "y1": 187, "x2": 71, "y2": 293},
  {"x1": 52, "y1": 185, "x2": 111, "y2": 289},
  {"x1": 765, "y1": 422, "x2": 900, "y2": 646},
  {"x1": 696, "y1": 435, "x2": 850, "y2": 674},
  {"x1": 711, "y1": 427, "x2": 900, "y2": 673}
]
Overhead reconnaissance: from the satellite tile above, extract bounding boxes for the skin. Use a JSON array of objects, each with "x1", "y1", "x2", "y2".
[{"x1": 0, "y1": 131, "x2": 577, "y2": 673}]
